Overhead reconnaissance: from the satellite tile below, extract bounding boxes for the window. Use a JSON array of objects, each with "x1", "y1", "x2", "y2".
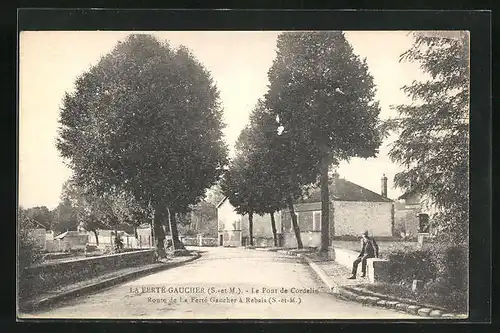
[
  {"x1": 313, "y1": 211, "x2": 321, "y2": 231},
  {"x1": 298, "y1": 211, "x2": 314, "y2": 231}
]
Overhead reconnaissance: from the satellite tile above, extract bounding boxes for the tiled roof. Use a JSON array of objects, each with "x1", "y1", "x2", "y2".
[
  {"x1": 216, "y1": 196, "x2": 228, "y2": 208},
  {"x1": 54, "y1": 231, "x2": 87, "y2": 239},
  {"x1": 299, "y1": 177, "x2": 393, "y2": 203}
]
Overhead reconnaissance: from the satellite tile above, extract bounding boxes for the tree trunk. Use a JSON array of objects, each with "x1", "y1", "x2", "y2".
[
  {"x1": 153, "y1": 204, "x2": 167, "y2": 258},
  {"x1": 287, "y1": 195, "x2": 303, "y2": 249},
  {"x1": 93, "y1": 229, "x2": 99, "y2": 246},
  {"x1": 169, "y1": 210, "x2": 186, "y2": 250},
  {"x1": 248, "y1": 211, "x2": 254, "y2": 246},
  {"x1": 320, "y1": 156, "x2": 330, "y2": 253},
  {"x1": 114, "y1": 225, "x2": 119, "y2": 251},
  {"x1": 270, "y1": 212, "x2": 278, "y2": 247}
]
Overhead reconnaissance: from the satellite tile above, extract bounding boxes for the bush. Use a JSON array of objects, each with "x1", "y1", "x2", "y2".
[
  {"x1": 382, "y1": 244, "x2": 437, "y2": 283},
  {"x1": 382, "y1": 242, "x2": 468, "y2": 292},
  {"x1": 18, "y1": 229, "x2": 44, "y2": 269},
  {"x1": 18, "y1": 229, "x2": 44, "y2": 299}
]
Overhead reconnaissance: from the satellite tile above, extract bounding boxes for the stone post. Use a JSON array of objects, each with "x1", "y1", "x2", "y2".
[
  {"x1": 417, "y1": 233, "x2": 430, "y2": 249},
  {"x1": 412, "y1": 279, "x2": 424, "y2": 292}
]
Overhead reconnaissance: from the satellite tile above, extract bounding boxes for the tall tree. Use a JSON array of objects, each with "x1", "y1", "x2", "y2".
[
  {"x1": 386, "y1": 31, "x2": 469, "y2": 244},
  {"x1": 266, "y1": 31, "x2": 383, "y2": 252},
  {"x1": 220, "y1": 152, "x2": 259, "y2": 246},
  {"x1": 23, "y1": 206, "x2": 53, "y2": 230},
  {"x1": 183, "y1": 201, "x2": 218, "y2": 237},
  {"x1": 58, "y1": 179, "x2": 143, "y2": 246},
  {"x1": 52, "y1": 199, "x2": 79, "y2": 233},
  {"x1": 241, "y1": 100, "x2": 305, "y2": 248},
  {"x1": 57, "y1": 35, "x2": 228, "y2": 257}
]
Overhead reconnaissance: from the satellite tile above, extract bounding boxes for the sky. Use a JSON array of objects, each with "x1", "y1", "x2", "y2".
[{"x1": 19, "y1": 30, "x2": 428, "y2": 210}]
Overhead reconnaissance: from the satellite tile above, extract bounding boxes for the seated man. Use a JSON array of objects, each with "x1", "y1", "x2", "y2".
[{"x1": 348, "y1": 231, "x2": 379, "y2": 279}]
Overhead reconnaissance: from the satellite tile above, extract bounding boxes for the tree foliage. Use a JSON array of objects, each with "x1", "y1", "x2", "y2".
[
  {"x1": 205, "y1": 183, "x2": 225, "y2": 207},
  {"x1": 58, "y1": 179, "x2": 151, "y2": 245},
  {"x1": 57, "y1": 34, "x2": 228, "y2": 254},
  {"x1": 17, "y1": 208, "x2": 44, "y2": 282},
  {"x1": 239, "y1": 100, "x2": 308, "y2": 247},
  {"x1": 386, "y1": 32, "x2": 469, "y2": 243},
  {"x1": 220, "y1": 149, "x2": 259, "y2": 246},
  {"x1": 21, "y1": 206, "x2": 53, "y2": 230},
  {"x1": 52, "y1": 198, "x2": 79, "y2": 233},
  {"x1": 265, "y1": 31, "x2": 383, "y2": 251}
]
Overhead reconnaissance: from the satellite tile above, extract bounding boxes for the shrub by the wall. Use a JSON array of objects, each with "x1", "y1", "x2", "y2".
[
  {"x1": 18, "y1": 229, "x2": 44, "y2": 298},
  {"x1": 430, "y1": 244, "x2": 468, "y2": 291},
  {"x1": 382, "y1": 244, "x2": 437, "y2": 284},
  {"x1": 382, "y1": 242, "x2": 468, "y2": 291}
]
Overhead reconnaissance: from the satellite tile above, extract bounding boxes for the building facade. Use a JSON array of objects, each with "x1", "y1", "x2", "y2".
[
  {"x1": 280, "y1": 175, "x2": 394, "y2": 248},
  {"x1": 216, "y1": 197, "x2": 283, "y2": 247},
  {"x1": 394, "y1": 191, "x2": 437, "y2": 237},
  {"x1": 217, "y1": 174, "x2": 394, "y2": 248}
]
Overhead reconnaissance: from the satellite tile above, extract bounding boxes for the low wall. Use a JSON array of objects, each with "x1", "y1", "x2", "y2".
[
  {"x1": 328, "y1": 246, "x2": 359, "y2": 269},
  {"x1": 45, "y1": 239, "x2": 70, "y2": 252},
  {"x1": 201, "y1": 238, "x2": 218, "y2": 247},
  {"x1": 183, "y1": 237, "x2": 198, "y2": 246},
  {"x1": 329, "y1": 247, "x2": 392, "y2": 284},
  {"x1": 19, "y1": 249, "x2": 156, "y2": 300},
  {"x1": 183, "y1": 237, "x2": 218, "y2": 247},
  {"x1": 367, "y1": 258, "x2": 391, "y2": 283},
  {"x1": 283, "y1": 232, "x2": 321, "y2": 248}
]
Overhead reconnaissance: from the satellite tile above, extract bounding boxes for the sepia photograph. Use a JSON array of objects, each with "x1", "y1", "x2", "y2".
[{"x1": 17, "y1": 29, "x2": 470, "y2": 320}]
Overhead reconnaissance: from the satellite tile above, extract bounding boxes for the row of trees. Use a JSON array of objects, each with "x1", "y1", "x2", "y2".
[
  {"x1": 221, "y1": 32, "x2": 383, "y2": 251},
  {"x1": 52, "y1": 31, "x2": 469, "y2": 258},
  {"x1": 221, "y1": 31, "x2": 469, "y2": 249},
  {"x1": 57, "y1": 35, "x2": 228, "y2": 257},
  {"x1": 19, "y1": 180, "x2": 153, "y2": 245},
  {"x1": 20, "y1": 180, "x2": 220, "y2": 247}
]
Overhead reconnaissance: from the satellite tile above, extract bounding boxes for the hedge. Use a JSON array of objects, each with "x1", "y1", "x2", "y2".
[{"x1": 381, "y1": 242, "x2": 468, "y2": 292}]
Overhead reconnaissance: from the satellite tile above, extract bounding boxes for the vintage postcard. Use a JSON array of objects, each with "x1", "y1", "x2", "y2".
[{"x1": 17, "y1": 29, "x2": 470, "y2": 320}]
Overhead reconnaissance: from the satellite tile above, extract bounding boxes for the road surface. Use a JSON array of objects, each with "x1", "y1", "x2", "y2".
[{"x1": 23, "y1": 246, "x2": 424, "y2": 320}]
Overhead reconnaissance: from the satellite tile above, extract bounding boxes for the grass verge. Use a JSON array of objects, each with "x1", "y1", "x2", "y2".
[{"x1": 363, "y1": 283, "x2": 467, "y2": 313}]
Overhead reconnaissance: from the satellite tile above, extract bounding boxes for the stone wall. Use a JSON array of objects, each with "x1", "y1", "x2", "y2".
[
  {"x1": 333, "y1": 201, "x2": 393, "y2": 237},
  {"x1": 283, "y1": 231, "x2": 321, "y2": 248},
  {"x1": 183, "y1": 236, "x2": 218, "y2": 247},
  {"x1": 19, "y1": 249, "x2": 156, "y2": 300},
  {"x1": 45, "y1": 239, "x2": 71, "y2": 252},
  {"x1": 220, "y1": 230, "x2": 241, "y2": 247},
  {"x1": 241, "y1": 212, "x2": 282, "y2": 239},
  {"x1": 328, "y1": 246, "x2": 360, "y2": 269},
  {"x1": 201, "y1": 237, "x2": 218, "y2": 247}
]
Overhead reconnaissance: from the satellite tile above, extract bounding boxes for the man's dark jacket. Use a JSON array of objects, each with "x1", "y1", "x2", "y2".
[{"x1": 359, "y1": 236, "x2": 379, "y2": 258}]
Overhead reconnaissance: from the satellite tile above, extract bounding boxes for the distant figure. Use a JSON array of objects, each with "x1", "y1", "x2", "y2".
[{"x1": 348, "y1": 231, "x2": 379, "y2": 279}]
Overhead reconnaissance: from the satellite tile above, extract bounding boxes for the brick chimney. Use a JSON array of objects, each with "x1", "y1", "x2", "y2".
[{"x1": 381, "y1": 174, "x2": 388, "y2": 198}]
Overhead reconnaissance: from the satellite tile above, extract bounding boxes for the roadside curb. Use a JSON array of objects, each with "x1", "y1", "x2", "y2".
[
  {"x1": 302, "y1": 256, "x2": 339, "y2": 293},
  {"x1": 343, "y1": 285, "x2": 447, "y2": 312},
  {"x1": 19, "y1": 252, "x2": 201, "y2": 313},
  {"x1": 300, "y1": 253, "x2": 467, "y2": 320},
  {"x1": 276, "y1": 250, "x2": 314, "y2": 257},
  {"x1": 336, "y1": 285, "x2": 467, "y2": 319}
]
